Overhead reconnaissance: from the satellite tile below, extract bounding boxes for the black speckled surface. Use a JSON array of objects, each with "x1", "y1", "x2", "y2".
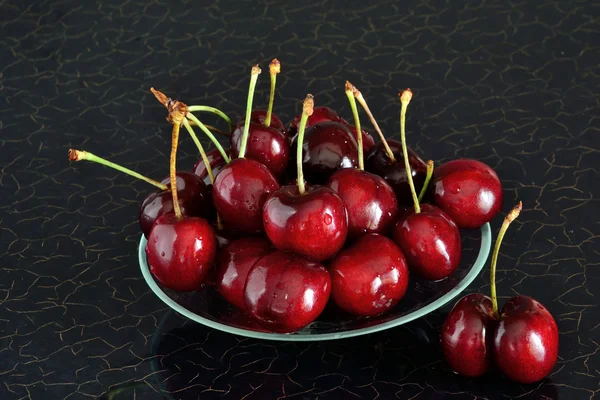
[{"x1": 1, "y1": 1, "x2": 599, "y2": 399}]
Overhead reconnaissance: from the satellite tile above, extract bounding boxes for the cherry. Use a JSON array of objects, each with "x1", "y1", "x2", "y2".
[
  {"x1": 286, "y1": 106, "x2": 345, "y2": 140},
  {"x1": 193, "y1": 148, "x2": 228, "y2": 186},
  {"x1": 242, "y1": 109, "x2": 285, "y2": 133},
  {"x1": 432, "y1": 159, "x2": 503, "y2": 229},
  {"x1": 145, "y1": 104, "x2": 217, "y2": 291},
  {"x1": 441, "y1": 202, "x2": 559, "y2": 383},
  {"x1": 327, "y1": 82, "x2": 398, "y2": 238},
  {"x1": 212, "y1": 65, "x2": 280, "y2": 233},
  {"x1": 263, "y1": 95, "x2": 348, "y2": 261},
  {"x1": 347, "y1": 126, "x2": 375, "y2": 152},
  {"x1": 213, "y1": 237, "x2": 272, "y2": 310},
  {"x1": 329, "y1": 234, "x2": 409, "y2": 316},
  {"x1": 244, "y1": 250, "x2": 331, "y2": 333},
  {"x1": 391, "y1": 90, "x2": 461, "y2": 281},
  {"x1": 290, "y1": 121, "x2": 359, "y2": 184}
]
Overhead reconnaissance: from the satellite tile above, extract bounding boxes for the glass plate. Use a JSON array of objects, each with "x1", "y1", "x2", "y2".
[{"x1": 139, "y1": 223, "x2": 491, "y2": 341}]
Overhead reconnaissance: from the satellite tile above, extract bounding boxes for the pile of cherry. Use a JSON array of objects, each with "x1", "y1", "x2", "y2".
[{"x1": 70, "y1": 60, "x2": 558, "y2": 384}]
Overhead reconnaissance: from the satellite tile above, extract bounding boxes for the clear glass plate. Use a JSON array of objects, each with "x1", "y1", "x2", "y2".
[{"x1": 139, "y1": 223, "x2": 491, "y2": 341}]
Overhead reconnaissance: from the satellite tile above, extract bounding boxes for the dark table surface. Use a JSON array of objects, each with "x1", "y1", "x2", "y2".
[{"x1": 1, "y1": 0, "x2": 599, "y2": 399}]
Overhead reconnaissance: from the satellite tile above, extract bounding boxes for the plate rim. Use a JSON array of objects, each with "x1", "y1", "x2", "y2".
[{"x1": 139, "y1": 223, "x2": 492, "y2": 341}]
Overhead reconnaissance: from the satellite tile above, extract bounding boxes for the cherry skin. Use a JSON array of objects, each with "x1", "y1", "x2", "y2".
[
  {"x1": 440, "y1": 293, "x2": 496, "y2": 377},
  {"x1": 212, "y1": 158, "x2": 279, "y2": 234},
  {"x1": 432, "y1": 159, "x2": 503, "y2": 229},
  {"x1": 263, "y1": 185, "x2": 348, "y2": 261},
  {"x1": 244, "y1": 251, "x2": 331, "y2": 333},
  {"x1": 213, "y1": 237, "x2": 272, "y2": 311},
  {"x1": 493, "y1": 295, "x2": 559, "y2": 384},
  {"x1": 365, "y1": 139, "x2": 427, "y2": 206},
  {"x1": 230, "y1": 121, "x2": 290, "y2": 179},
  {"x1": 290, "y1": 121, "x2": 359, "y2": 185},
  {"x1": 392, "y1": 204, "x2": 461, "y2": 281},
  {"x1": 286, "y1": 106, "x2": 345, "y2": 140},
  {"x1": 193, "y1": 148, "x2": 227, "y2": 186},
  {"x1": 139, "y1": 171, "x2": 211, "y2": 238},
  {"x1": 244, "y1": 110, "x2": 286, "y2": 133},
  {"x1": 328, "y1": 169, "x2": 398, "y2": 238},
  {"x1": 145, "y1": 214, "x2": 217, "y2": 292},
  {"x1": 329, "y1": 234, "x2": 409, "y2": 316}
]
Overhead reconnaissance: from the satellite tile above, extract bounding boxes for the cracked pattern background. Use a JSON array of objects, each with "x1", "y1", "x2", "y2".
[{"x1": 0, "y1": 0, "x2": 599, "y2": 398}]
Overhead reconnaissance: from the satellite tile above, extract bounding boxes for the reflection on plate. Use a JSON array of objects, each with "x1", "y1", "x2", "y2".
[{"x1": 139, "y1": 223, "x2": 491, "y2": 341}]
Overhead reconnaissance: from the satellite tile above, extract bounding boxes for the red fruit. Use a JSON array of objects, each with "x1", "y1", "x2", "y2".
[
  {"x1": 263, "y1": 185, "x2": 348, "y2": 261},
  {"x1": 243, "y1": 110, "x2": 286, "y2": 133},
  {"x1": 244, "y1": 251, "x2": 331, "y2": 333},
  {"x1": 347, "y1": 126, "x2": 375, "y2": 152},
  {"x1": 440, "y1": 293, "x2": 496, "y2": 377},
  {"x1": 432, "y1": 159, "x2": 503, "y2": 229},
  {"x1": 328, "y1": 169, "x2": 398, "y2": 238},
  {"x1": 146, "y1": 214, "x2": 217, "y2": 292},
  {"x1": 213, "y1": 237, "x2": 272, "y2": 310},
  {"x1": 329, "y1": 234, "x2": 409, "y2": 316},
  {"x1": 392, "y1": 204, "x2": 461, "y2": 280},
  {"x1": 212, "y1": 158, "x2": 279, "y2": 234},
  {"x1": 290, "y1": 121, "x2": 359, "y2": 184},
  {"x1": 230, "y1": 122, "x2": 290, "y2": 179},
  {"x1": 193, "y1": 148, "x2": 228, "y2": 185},
  {"x1": 365, "y1": 140, "x2": 428, "y2": 206},
  {"x1": 139, "y1": 172, "x2": 211, "y2": 238},
  {"x1": 493, "y1": 296, "x2": 559, "y2": 384},
  {"x1": 286, "y1": 106, "x2": 345, "y2": 140}
]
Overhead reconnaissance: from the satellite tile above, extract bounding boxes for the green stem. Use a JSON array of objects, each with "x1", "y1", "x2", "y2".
[
  {"x1": 186, "y1": 105, "x2": 233, "y2": 132},
  {"x1": 345, "y1": 82, "x2": 364, "y2": 170},
  {"x1": 354, "y1": 90, "x2": 396, "y2": 163},
  {"x1": 170, "y1": 123, "x2": 183, "y2": 220},
  {"x1": 185, "y1": 112, "x2": 231, "y2": 164},
  {"x1": 399, "y1": 89, "x2": 420, "y2": 214},
  {"x1": 68, "y1": 149, "x2": 167, "y2": 191},
  {"x1": 418, "y1": 160, "x2": 434, "y2": 202},
  {"x1": 264, "y1": 58, "x2": 280, "y2": 127},
  {"x1": 182, "y1": 119, "x2": 215, "y2": 184},
  {"x1": 297, "y1": 95, "x2": 314, "y2": 195},
  {"x1": 238, "y1": 65, "x2": 262, "y2": 159},
  {"x1": 490, "y1": 201, "x2": 523, "y2": 319}
]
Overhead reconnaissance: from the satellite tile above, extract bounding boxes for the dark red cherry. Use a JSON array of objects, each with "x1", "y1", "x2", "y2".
[
  {"x1": 329, "y1": 234, "x2": 409, "y2": 316},
  {"x1": 432, "y1": 159, "x2": 503, "y2": 229},
  {"x1": 290, "y1": 121, "x2": 359, "y2": 185},
  {"x1": 139, "y1": 171, "x2": 211, "y2": 238},
  {"x1": 263, "y1": 185, "x2": 348, "y2": 261},
  {"x1": 440, "y1": 293, "x2": 496, "y2": 377},
  {"x1": 145, "y1": 214, "x2": 217, "y2": 292},
  {"x1": 392, "y1": 204, "x2": 461, "y2": 281},
  {"x1": 365, "y1": 139, "x2": 427, "y2": 206},
  {"x1": 212, "y1": 158, "x2": 279, "y2": 234},
  {"x1": 242, "y1": 110, "x2": 286, "y2": 133},
  {"x1": 213, "y1": 237, "x2": 272, "y2": 311},
  {"x1": 494, "y1": 295, "x2": 559, "y2": 384},
  {"x1": 286, "y1": 106, "x2": 345, "y2": 140},
  {"x1": 347, "y1": 126, "x2": 375, "y2": 153},
  {"x1": 244, "y1": 251, "x2": 331, "y2": 333},
  {"x1": 193, "y1": 148, "x2": 228, "y2": 186},
  {"x1": 328, "y1": 169, "x2": 398, "y2": 238},
  {"x1": 230, "y1": 121, "x2": 290, "y2": 179}
]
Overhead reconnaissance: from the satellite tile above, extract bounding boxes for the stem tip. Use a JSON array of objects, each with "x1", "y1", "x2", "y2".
[
  {"x1": 251, "y1": 65, "x2": 262, "y2": 76},
  {"x1": 506, "y1": 201, "x2": 523, "y2": 223},
  {"x1": 303, "y1": 94, "x2": 314, "y2": 116},
  {"x1": 68, "y1": 149, "x2": 82, "y2": 161},
  {"x1": 269, "y1": 58, "x2": 281, "y2": 75},
  {"x1": 399, "y1": 88, "x2": 413, "y2": 103}
]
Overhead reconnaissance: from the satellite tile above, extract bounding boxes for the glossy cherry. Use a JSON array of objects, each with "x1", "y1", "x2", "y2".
[
  {"x1": 432, "y1": 159, "x2": 503, "y2": 229},
  {"x1": 264, "y1": 94, "x2": 348, "y2": 261},
  {"x1": 213, "y1": 237, "x2": 272, "y2": 310},
  {"x1": 290, "y1": 121, "x2": 359, "y2": 184},
  {"x1": 244, "y1": 251, "x2": 331, "y2": 333},
  {"x1": 327, "y1": 82, "x2": 398, "y2": 238},
  {"x1": 286, "y1": 106, "x2": 345, "y2": 140},
  {"x1": 140, "y1": 171, "x2": 211, "y2": 237},
  {"x1": 329, "y1": 234, "x2": 409, "y2": 316},
  {"x1": 242, "y1": 110, "x2": 285, "y2": 133},
  {"x1": 366, "y1": 140, "x2": 427, "y2": 206},
  {"x1": 193, "y1": 148, "x2": 228, "y2": 185}
]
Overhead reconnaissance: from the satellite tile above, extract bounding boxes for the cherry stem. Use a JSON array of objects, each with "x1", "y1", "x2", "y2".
[
  {"x1": 296, "y1": 94, "x2": 314, "y2": 195},
  {"x1": 399, "y1": 89, "x2": 420, "y2": 214},
  {"x1": 490, "y1": 201, "x2": 523, "y2": 319},
  {"x1": 182, "y1": 119, "x2": 215, "y2": 184},
  {"x1": 264, "y1": 58, "x2": 280, "y2": 127},
  {"x1": 418, "y1": 160, "x2": 434, "y2": 202},
  {"x1": 353, "y1": 86, "x2": 396, "y2": 163},
  {"x1": 345, "y1": 81, "x2": 364, "y2": 171},
  {"x1": 169, "y1": 122, "x2": 183, "y2": 220},
  {"x1": 186, "y1": 113, "x2": 231, "y2": 163},
  {"x1": 238, "y1": 65, "x2": 262, "y2": 159},
  {"x1": 186, "y1": 105, "x2": 233, "y2": 132},
  {"x1": 188, "y1": 122, "x2": 231, "y2": 137},
  {"x1": 68, "y1": 149, "x2": 168, "y2": 191}
]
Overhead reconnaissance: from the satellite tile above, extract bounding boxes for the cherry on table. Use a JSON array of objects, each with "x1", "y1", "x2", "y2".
[{"x1": 329, "y1": 233, "x2": 409, "y2": 316}]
